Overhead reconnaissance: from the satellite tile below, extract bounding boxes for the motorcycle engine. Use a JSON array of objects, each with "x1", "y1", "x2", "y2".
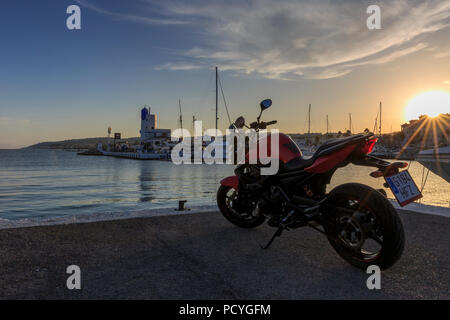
[
  {"x1": 235, "y1": 164, "x2": 286, "y2": 225},
  {"x1": 258, "y1": 188, "x2": 284, "y2": 225}
]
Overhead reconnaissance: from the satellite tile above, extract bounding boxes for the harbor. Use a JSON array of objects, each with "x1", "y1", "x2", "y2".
[
  {"x1": 76, "y1": 67, "x2": 449, "y2": 166},
  {"x1": 78, "y1": 104, "x2": 449, "y2": 164}
]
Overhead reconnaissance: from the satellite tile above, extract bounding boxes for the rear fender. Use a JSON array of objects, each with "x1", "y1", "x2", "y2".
[{"x1": 220, "y1": 176, "x2": 239, "y2": 189}]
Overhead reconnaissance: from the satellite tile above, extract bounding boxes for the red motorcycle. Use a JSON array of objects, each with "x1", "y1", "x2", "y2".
[{"x1": 217, "y1": 99, "x2": 419, "y2": 270}]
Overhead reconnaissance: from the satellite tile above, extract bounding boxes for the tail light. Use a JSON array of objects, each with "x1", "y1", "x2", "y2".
[{"x1": 361, "y1": 138, "x2": 377, "y2": 154}]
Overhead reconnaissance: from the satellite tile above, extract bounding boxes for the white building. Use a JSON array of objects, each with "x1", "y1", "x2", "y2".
[{"x1": 140, "y1": 107, "x2": 171, "y2": 142}]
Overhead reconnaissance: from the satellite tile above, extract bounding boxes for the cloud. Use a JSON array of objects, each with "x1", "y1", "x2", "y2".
[
  {"x1": 155, "y1": 63, "x2": 202, "y2": 71},
  {"x1": 98, "y1": 0, "x2": 450, "y2": 79},
  {"x1": 435, "y1": 50, "x2": 450, "y2": 58},
  {"x1": 75, "y1": 0, "x2": 187, "y2": 25}
]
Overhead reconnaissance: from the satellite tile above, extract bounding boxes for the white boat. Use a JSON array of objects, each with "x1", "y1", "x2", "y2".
[
  {"x1": 370, "y1": 145, "x2": 398, "y2": 159},
  {"x1": 416, "y1": 146, "x2": 450, "y2": 183},
  {"x1": 101, "y1": 150, "x2": 170, "y2": 160},
  {"x1": 98, "y1": 143, "x2": 172, "y2": 160},
  {"x1": 95, "y1": 106, "x2": 175, "y2": 160}
]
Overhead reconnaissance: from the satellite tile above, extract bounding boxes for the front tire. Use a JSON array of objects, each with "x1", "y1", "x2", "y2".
[
  {"x1": 322, "y1": 183, "x2": 405, "y2": 270},
  {"x1": 217, "y1": 185, "x2": 265, "y2": 228}
]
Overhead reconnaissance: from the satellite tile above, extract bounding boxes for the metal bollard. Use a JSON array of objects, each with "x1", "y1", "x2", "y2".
[{"x1": 176, "y1": 200, "x2": 188, "y2": 211}]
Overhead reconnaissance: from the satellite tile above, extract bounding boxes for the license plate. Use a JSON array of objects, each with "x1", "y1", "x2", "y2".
[{"x1": 385, "y1": 170, "x2": 423, "y2": 207}]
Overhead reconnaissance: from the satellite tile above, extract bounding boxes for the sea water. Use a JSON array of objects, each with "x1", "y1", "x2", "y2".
[{"x1": 0, "y1": 149, "x2": 448, "y2": 221}]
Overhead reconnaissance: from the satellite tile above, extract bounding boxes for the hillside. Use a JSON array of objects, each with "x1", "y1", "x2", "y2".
[{"x1": 25, "y1": 137, "x2": 141, "y2": 150}]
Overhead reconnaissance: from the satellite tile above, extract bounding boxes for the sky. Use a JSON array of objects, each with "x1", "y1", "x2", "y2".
[{"x1": 0, "y1": 0, "x2": 449, "y2": 148}]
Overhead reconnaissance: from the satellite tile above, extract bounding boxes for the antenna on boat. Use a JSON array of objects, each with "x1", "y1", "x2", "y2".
[{"x1": 215, "y1": 66, "x2": 219, "y2": 137}]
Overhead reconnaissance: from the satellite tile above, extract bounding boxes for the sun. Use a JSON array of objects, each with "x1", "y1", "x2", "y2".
[{"x1": 405, "y1": 91, "x2": 450, "y2": 121}]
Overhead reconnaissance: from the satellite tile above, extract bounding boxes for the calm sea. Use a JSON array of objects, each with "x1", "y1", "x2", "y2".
[{"x1": 0, "y1": 149, "x2": 448, "y2": 220}]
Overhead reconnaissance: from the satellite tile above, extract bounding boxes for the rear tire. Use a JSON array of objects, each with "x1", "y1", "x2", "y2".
[
  {"x1": 323, "y1": 183, "x2": 405, "y2": 270},
  {"x1": 217, "y1": 185, "x2": 265, "y2": 228}
]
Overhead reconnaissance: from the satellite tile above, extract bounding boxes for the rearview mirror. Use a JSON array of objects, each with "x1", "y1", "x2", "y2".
[
  {"x1": 260, "y1": 99, "x2": 272, "y2": 110},
  {"x1": 234, "y1": 116, "x2": 245, "y2": 129}
]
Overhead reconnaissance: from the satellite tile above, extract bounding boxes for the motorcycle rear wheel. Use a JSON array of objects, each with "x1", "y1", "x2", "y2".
[
  {"x1": 323, "y1": 183, "x2": 405, "y2": 270},
  {"x1": 217, "y1": 185, "x2": 265, "y2": 228}
]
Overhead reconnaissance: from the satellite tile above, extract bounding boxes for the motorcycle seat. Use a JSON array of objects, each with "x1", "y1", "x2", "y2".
[
  {"x1": 283, "y1": 134, "x2": 368, "y2": 172},
  {"x1": 314, "y1": 134, "x2": 366, "y2": 155}
]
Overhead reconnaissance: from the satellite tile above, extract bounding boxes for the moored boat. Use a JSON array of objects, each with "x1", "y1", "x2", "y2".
[{"x1": 94, "y1": 106, "x2": 175, "y2": 160}]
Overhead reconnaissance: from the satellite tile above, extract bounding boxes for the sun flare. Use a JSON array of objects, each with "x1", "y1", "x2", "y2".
[{"x1": 405, "y1": 91, "x2": 450, "y2": 121}]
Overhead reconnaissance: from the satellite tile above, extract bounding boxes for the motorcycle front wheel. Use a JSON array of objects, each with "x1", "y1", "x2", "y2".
[
  {"x1": 217, "y1": 185, "x2": 265, "y2": 228},
  {"x1": 322, "y1": 183, "x2": 405, "y2": 270}
]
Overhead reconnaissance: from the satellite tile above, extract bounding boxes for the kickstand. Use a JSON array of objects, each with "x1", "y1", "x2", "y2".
[{"x1": 261, "y1": 225, "x2": 286, "y2": 249}]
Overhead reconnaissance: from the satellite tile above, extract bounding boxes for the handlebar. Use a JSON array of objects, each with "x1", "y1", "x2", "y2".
[{"x1": 249, "y1": 120, "x2": 277, "y2": 130}]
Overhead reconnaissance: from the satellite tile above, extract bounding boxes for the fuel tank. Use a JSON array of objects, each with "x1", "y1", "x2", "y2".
[{"x1": 247, "y1": 133, "x2": 302, "y2": 164}]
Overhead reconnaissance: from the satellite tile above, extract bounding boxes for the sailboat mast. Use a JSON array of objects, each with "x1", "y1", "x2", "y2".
[
  {"x1": 215, "y1": 66, "x2": 218, "y2": 136},
  {"x1": 379, "y1": 101, "x2": 382, "y2": 136},
  {"x1": 349, "y1": 113, "x2": 352, "y2": 133},
  {"x1": 326, "y1": 114, "x2": 329, "y2": 135},
  {"x1": 178, "y1": 99, "x2": 183, "y2": 130},
  {"x1": 308, "y1": 104, "x2": 311, "y2": 134},
  {"x1": 373, "y1": 117, "x2": 377, "y2": 134}
]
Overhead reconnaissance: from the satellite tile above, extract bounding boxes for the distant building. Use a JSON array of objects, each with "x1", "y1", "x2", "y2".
[
  {"x1": 140, "y1": 107, "x2": 171, "y2": 142},
  {"x1": 401, "y1": 113, "x2": 449, "y2": 148}
]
